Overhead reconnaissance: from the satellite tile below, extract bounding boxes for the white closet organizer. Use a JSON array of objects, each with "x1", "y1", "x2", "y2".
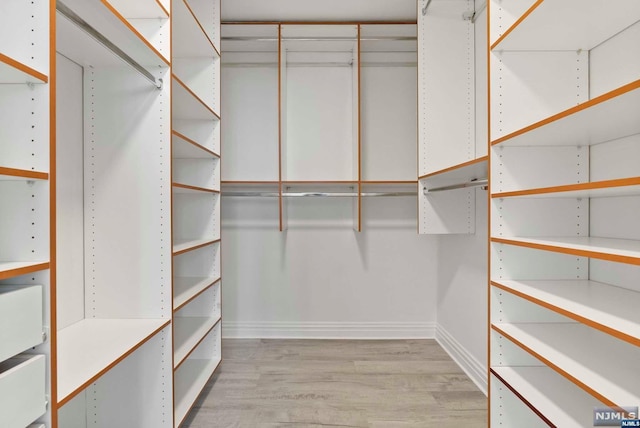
[
  {"x1": 171, "y1": 0, "x2": 222, "y2": 425},
  {"x1": 221, "y1": 22, "x2": 417, "y2": 232},
  {"x1": 489, "y1": 0, "x2": 640, "y2": 426},
  {"x1": 0, "y1": 0, "x2": 51, "y2": 427},
  {"x1": 418, "y1": 0, "x2": 488, "y2": 235},
  {"x1": 55, "y1": 0, "x2": 172, "y2": 426}
]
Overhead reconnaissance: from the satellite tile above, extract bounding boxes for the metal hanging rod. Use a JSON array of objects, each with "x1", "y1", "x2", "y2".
[
  {"x1": 223, "y1": 191, "x2": 417, "y2": 198},
  {"x1": 423, "y1": 178, "x2": 488, "y2": 194},
  {"x1": 222, "y1": 36, "x2": 416, "y2": 42},
  {"x1": 56, "y1": 2, "x2": 163, "y2": 89}
]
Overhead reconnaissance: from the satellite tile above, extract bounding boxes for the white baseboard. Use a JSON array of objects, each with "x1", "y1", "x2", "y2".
[
  {"x1": 222, "y1": 321, "x2": 436, "y2": 340},
  {"x1": 436, "y1": 324, "x2": 488, "y2": 395}
]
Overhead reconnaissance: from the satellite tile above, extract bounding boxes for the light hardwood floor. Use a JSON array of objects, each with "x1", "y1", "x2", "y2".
[{"x1": 182, "y1": 339, "x2": 487, "y2": 428}]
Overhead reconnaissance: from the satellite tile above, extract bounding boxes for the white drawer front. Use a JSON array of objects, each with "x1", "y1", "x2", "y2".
[
  {"x1": 0, "y1": 355, "x2": 47, "y2": 428},
  {"x1": 0, "y1": 285, "x2": 44, "y2": 363}
]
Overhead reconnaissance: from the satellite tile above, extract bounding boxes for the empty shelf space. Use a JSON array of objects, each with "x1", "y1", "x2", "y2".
[
  {"x1": 491, "y1": 366, "x2": 603, "y2": 428},
  {"x1": 56, "y1": 318, "x2": 169, "y2": 405},
  {"x1": 492, "y1": 280, "x2": 640, "y2": 347},
  {"x1": 173, "y1": 183, "x2": 219, "y2": 194},
  {"x1": 492, "y1": 322, "x2": 640, "y2": 408},
  {"x1": 0, "y1": 261, "x2": 49, "y2": 281},
  {"x1": 0, "y1": 53, "x2": 48, "y2": 84},
  {"x1": 57, "y1": 0, "x2": 169, "y2": 67},
  {"x1": 491, "y1": 80, "x2": 640, "y2": 147},
  {"x1": 174, "y1": 355, "x2": 221, "y2": 427},
  {"x1": 172, "y1": 131, "x2": 219, "y2": 159},
  {"x1": 173, "y1": 0, "x2": 219, "y2": 57},
  {"x1": 0, "y1": 167, "x2": 48, "y2": 181},
  {"x1": 492, "y1": 0, "x2": 640, "y2": 51},
  {"x1": 492, "y1": 177, "x2": 640, "y2": 199},
  {"x1": 173, "y1": 75, "x2": 220, "y2": 121},
  {"x1": 491, "y1": 236, "x2": 640, "y2": 265},
  {"x1": 174, "y1": 276, "x2": 221, "y2": 311},
  {"x1": 107, "y1": 0, "x2": 169, "y2": 18},
  {"x1": 419, "y1": 156, "x2": 487, "y2": 190},
  {"x1": 173, "y1": 316, "x2": 221, "y2": 368},
  {"x1": 173, "y1": 238, "x2": 220, "y2": 256}
]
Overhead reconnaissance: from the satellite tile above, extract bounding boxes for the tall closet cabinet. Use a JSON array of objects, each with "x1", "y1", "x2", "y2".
[
  {"x1": 489, "y1": 1, "x2": 640, "y2": 426},
  {"x1": 0, "y1": 0, "x2": 222, "y2": 427}
]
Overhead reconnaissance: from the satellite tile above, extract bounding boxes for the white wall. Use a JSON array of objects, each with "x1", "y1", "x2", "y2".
[
  {"x1": 221, "y1": 198, "x2": 439, "y2": 338},
  {"x1": 434, "y1": 5, "x2": 489, "y2": 395}
]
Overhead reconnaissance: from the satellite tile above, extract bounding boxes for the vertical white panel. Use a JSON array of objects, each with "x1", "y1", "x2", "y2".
[
  {"x1": 589, "y1": 20, "x2": 640, "y2": 98},
  {"x1": 0, "y1": 181, "x2": 49, "y2": 261},
  {"x1": 491, "y1": 146, "x2": 587, "y2": 193},
  {"x1": 491, "y1": 243, "x2": 588, "y2": 281},
  {"x1": 419, "y1": 0, "x2": 475, "y2": 175},
  {"x1": 475, "y1": 7, "x2": 488, "y2": 158},
  {"x1": 0, "y1": 0, "x2": 49, "y2": 73},
  {"x1": 220, "y1": 66, "x2": 279, "y2": 181},
  {"x1": 420, "y1": 187, "x2": 476, "y2": 234},
  {"x1": 590, "y1": 260, "x2": 640, "y2": 294},
  {"x1": 490, "y1": 51, "x2": 588, "y2": 140},
  {"x1": 58, "y1": 390, "x2": 88, "y2": 428},
  {"x1": 491, "y1": 198, "x2": 588, "y2": 238},
  {"x1": 83, "y1": 67, "x2": 171, "y2": 320},
  {"x1": 285, "y1": 66, "x2": 354, "y2": 180},
  {"x1": 87, "y1": 328, "x2": 172, "y2": 428},
  {"x1": 56, "y1": 54, "x2": 86, "y2": 330},
  {"x1": 590, "y1": 196, "x2": 640, "y2": 240},
  {"x1": 361, "y1": 66, "x2": 418, "y2": 180},
  {"x1": 173, "y1": 193, "x2": 220, "y2": 241},
  {"x1": 0, "y1": 83, "x2": 50, "y2": 172},
  {"x1": 590, "y1": 134, "x2": 640, "y2": 182}
]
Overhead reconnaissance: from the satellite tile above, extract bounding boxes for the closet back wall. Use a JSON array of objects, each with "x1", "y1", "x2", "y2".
[{"x1": 220, "y1": 23, "x2": 437, "y2": 338}]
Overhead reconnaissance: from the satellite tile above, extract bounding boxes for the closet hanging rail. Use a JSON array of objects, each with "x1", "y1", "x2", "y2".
[
  {"x1": 221, "y1": 36, "x2": 417, "y2": 42},
  {"x1": 423, "y1": 178, "x2": 488, "y2": 194},
  {"x1": 223, "y1": 191, "x2": 417, "y2": 198},
  {"x1": 56, "y1": 2, "x2": 163, "y2": 89}
]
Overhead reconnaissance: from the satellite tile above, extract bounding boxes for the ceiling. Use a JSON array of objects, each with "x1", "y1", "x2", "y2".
[{"x1": 221, "y1": 0, "x2": 418, "y2": 22}]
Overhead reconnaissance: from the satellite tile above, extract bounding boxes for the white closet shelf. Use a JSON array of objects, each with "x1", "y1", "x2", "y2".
[
  {"x1": 0, "y1": 53, "x2": 48, "y2": 84},
  {"x1": 492, "y1": 322, "x2": 640, "y2": 408},
  {"x1": 0, "y1": 167, "x2": 48, "y2": 181},
  {"x1": 492, "y1": 236, "x2": 640, "y2": 265},
  {"x1": 57, "y1": 0, "x2": 169, "y2": 67},
  {"x1": 419, "y1": 156, "x2": 487, "y2": 189},
  {"x1": 0, "y1": 261, "x2": 49, "y2": 281},
  {"x1": 492, "y1": 280, "x2": 640, "y2": 348},
  {"x1": 491, "y1": 80, "x2": 640, "y2": 147},
  {"x1": 172, "y1": 131, "x2": 219, "y2": 159},
  {"x1": 491, "y1": 366, "x2": 602, "y2": 428},
  {"x1": 56, "y1": 318, "x2": 170, "y2": 406},
  {"x1": 173, "y1": 316, "x2": 221, "y2": 368},
  {"x1": 491, "y1": 0, "x2": 640, "y2": 51},
  {"x1": 173, "y1": 238, "x2": 220, "y2": 256},
  {"x1": 174, "y1": 354, "x2": 221, "y2": 427},
  {"x1": 173, "y1": 0, "x2": 220, "y2": 58},
  {"x1": 173, "y1": 183, "x2": 220, "y2": 194},
  {"x1": 107, "y1": 0, "x2": 169, "y2": 18},
  {"x1": 173, "y1": 75, "x2": 221, "y2": 121},
  {"x1": 492, "y1": 177, "x2": 640, "y2": 199},
  {"x1": 174, "y1": 276, "x2": 221, "y2": 311}
]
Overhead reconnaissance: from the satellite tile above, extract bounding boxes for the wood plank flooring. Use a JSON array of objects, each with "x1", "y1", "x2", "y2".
[{"x1": 182, "y1": 339, "x2": 487, "y2": 428}]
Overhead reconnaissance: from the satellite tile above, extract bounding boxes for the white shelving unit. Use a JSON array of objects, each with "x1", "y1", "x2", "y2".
[
  {"x1": 418, "y1": 0, "x2": 487, "y2": 235},
  {"x1": 0, "y1": 1, "x2": 52, "y2": 426},
  {"x1": 55, "y1": 0, "x2": 172, "y2": 424},
  {"x1": 171, "y1": 0, "x2": 222, "y2": 425},
  {"x1": 489, "y1": 0, "x2": 640, "y2": 425}
]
